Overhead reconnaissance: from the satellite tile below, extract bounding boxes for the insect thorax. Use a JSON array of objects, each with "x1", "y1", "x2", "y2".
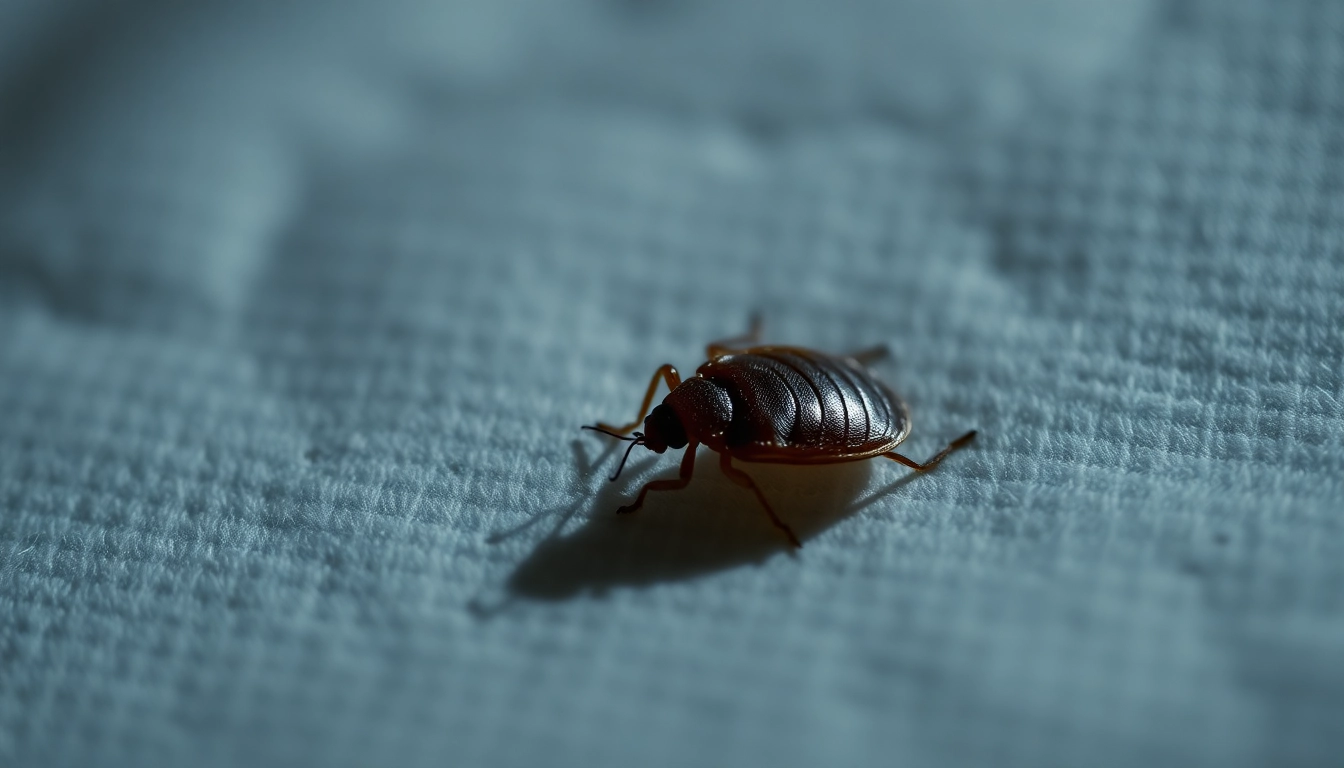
[{"x1": 662, "y1": 377, "x2": 734, "y2": 447}]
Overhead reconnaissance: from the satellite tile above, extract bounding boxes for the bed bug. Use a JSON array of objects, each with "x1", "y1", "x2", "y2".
[{"x1": 582, "y1": 317, "x2": 976, "y2": 547}]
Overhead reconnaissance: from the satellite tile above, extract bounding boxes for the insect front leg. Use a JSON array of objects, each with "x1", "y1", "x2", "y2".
[
  {"x1": 616, "y1": 443, "x2": 698, "y2": 514},
  {"x1": 596, "y1": 363, "x2": 682, "y2": 435}
]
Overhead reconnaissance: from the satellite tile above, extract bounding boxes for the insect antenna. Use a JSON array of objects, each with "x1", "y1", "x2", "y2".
[
  {"x1": 581, "y1": 425, "x2": 647, "y2": 481},
  {"x1": 581, "y1": 425, "x2": 638, "y2": 441},
  {"x1": 609, "y1": 432, "x2": 645, "y2": 481}
]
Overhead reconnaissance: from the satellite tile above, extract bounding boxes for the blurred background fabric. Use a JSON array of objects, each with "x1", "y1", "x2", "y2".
[{"x1": 1, "y1": 1, "x2": 1342, "y2": 766}]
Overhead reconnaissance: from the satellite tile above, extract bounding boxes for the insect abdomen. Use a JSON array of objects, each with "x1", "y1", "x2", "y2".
[{"x1": 697, "y1": 347, "x2": 909, "y2": 461}]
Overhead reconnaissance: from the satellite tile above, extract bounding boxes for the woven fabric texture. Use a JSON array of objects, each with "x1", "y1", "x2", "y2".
[{"x1": 1, "y1": 2, "x2": 1342, "y2": 767}]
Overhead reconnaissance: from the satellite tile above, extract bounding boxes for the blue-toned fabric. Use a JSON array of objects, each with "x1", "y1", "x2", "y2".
[{"x1": 1, "y1": 2, "x2": 1341, "y2": 767}]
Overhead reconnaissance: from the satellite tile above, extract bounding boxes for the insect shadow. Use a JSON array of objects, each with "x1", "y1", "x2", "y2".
[{"x1": 496, "y1": 437, "x2": 921, "y2": 601}]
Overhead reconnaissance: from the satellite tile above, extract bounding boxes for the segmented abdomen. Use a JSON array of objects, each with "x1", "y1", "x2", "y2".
[{"x1": 697, "y1": 347, "x2": 909, "y2": 461}]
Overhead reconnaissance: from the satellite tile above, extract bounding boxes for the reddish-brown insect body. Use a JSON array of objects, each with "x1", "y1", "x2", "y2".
[{"x1": 583, "y1": 319, "x2": 976, "y2": 548}]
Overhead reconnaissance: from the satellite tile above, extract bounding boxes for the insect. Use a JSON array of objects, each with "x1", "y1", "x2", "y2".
[{"x1": 583, "y1": 317, "x2": 977, "y2": 547}]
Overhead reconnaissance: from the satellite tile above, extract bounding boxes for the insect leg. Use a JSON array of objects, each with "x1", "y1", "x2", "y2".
[
  {"x1": 705, "y1": 312, "x2": 763, "y2": 358},
  {"x1": 883, "y1": 430, "x2": 978, "y2": 471},
  {"x1": 718, "y1": 453, "x2": 802, "y2": 548},
  {"x1": 616, "y1": 443, "x2": 697, "y2": 514},
  {"x1": 847, "y1": 345, "x2": 890, "y2": 365},
  {"x1": 595, "y1": 363, "x2": 682, "y2": 435}
]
